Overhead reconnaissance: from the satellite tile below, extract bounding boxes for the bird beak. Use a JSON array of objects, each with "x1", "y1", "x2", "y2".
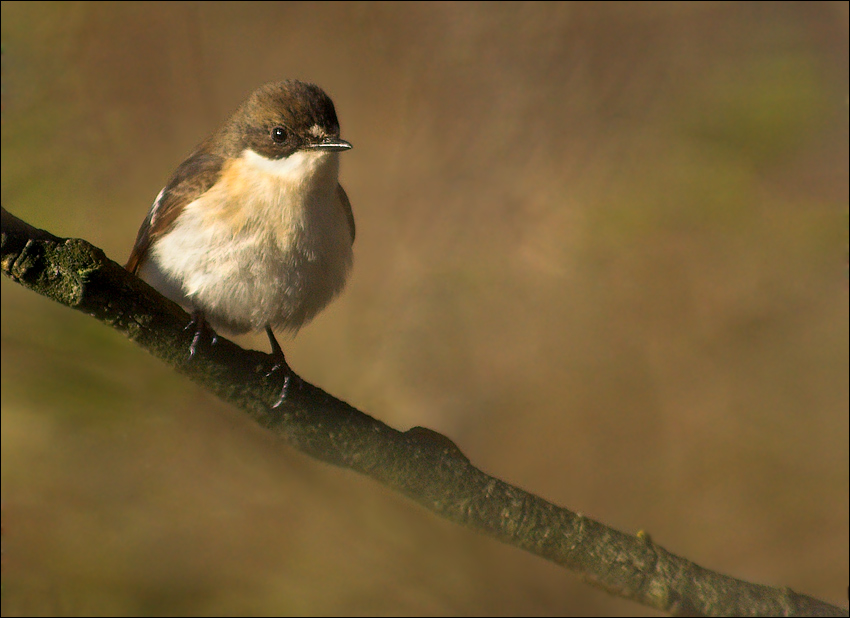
[{"x1": 306, "y1": 137, "x2": 352, "y2": 152}]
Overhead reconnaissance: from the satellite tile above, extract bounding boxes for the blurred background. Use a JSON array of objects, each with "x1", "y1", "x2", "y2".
[{"x1": 1, "y1": 2, "x2": 847, "y2": 615}]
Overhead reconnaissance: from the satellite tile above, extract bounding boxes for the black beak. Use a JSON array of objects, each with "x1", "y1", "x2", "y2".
[{"x1": 306, "y1": 137, "x2": 352, "y2": 152}]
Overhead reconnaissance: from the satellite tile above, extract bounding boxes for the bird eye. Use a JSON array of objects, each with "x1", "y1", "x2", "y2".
[{"x1": 271, "y1": 126, "x2": 287, "y2": 143}]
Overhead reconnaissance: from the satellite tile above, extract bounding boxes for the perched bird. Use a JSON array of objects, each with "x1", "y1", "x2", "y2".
[{"x1": 126, "y1": 80, "x2": 355, "y2": 401}]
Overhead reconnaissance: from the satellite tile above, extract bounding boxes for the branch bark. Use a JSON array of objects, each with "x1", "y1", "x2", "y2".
[{"x1": 1, "y1": 207, "x2": 845, "y2": 617}]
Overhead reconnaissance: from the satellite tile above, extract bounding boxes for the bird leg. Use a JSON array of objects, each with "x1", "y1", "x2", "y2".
[{"x1": 265, "y1": 326, "x2": 300, "y2": 407}]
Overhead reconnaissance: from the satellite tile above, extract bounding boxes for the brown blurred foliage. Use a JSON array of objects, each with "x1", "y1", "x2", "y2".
[{"x1": 1, "y1": 2, "x2": 847, "y2": 616}]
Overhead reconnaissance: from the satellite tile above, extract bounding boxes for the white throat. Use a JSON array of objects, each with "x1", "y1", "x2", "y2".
[{"x1": 242, "y1": 148, "x2": 339, "y2": 186}]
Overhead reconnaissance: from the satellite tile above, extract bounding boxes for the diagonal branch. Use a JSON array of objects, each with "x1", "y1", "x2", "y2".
[{"x1": 1, "y1": 207, "x2": 845, "y2": 617}]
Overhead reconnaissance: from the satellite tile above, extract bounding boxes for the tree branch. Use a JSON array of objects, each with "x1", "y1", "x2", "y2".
[{"x1": 1, "y1": 207, "x2": 845, "y2": 617}]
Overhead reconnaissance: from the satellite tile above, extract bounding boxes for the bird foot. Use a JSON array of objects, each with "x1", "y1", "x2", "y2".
[
  {"x1": 266, "y1": 361, "x2": 303, "y2": 408},
  {"x1": 265, "y1": 326, "x2": 302, "y2": 408},
  {"x1": 185, "y1": 312, "x2": 218, "y2": 360}
]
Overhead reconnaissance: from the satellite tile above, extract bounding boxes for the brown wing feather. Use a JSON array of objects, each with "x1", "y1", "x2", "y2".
[
  {"x1": 337, "y1": 183, "x2": 355, "y2": 243},
  {"x1": 125, "y1": 152, "x2": 225, "y2": 273}
]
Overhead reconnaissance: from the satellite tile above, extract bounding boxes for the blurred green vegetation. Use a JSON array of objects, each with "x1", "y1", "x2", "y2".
[{"x1": 2, "y1": 2, "x2": 847, "y2": 616}]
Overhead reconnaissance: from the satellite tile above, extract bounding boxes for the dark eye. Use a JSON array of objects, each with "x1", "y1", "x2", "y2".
[{"x1": 271, "y1": 126, "x2": 287, "y2": 143}]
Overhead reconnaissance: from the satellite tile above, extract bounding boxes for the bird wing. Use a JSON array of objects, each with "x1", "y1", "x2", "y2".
[
  {"x1": 337, "y1": 183, "x2": 355, "y2": 243},
  {"x1": 125, "y1": 152, "x2": 225, "y2": 274}
]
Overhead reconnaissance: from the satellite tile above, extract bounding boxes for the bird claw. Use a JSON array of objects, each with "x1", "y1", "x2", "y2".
[
  {"x1": 185, "y1": 312, "x2": 218, "y2": 360},
  {"x1": 266, "y1": 358, "x2": 302, "y2": 408},
  {"x1": 264, "y1": 326, "x2": 302, "y2": 408}
]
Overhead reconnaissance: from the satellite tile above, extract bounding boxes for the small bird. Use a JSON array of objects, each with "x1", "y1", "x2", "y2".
[{"x1": 126, "y1": 80, "x2": 355, "y2": 401}]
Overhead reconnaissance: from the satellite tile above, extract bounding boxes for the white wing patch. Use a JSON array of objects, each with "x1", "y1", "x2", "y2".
[{"x1": 148, "y1": 187, "x2": 167, "y2": 226}]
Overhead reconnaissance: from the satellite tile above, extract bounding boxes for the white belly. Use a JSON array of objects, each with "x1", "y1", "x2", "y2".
[{"x1": 139, "y1": 150, "x2": 353, "y2": 334}]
